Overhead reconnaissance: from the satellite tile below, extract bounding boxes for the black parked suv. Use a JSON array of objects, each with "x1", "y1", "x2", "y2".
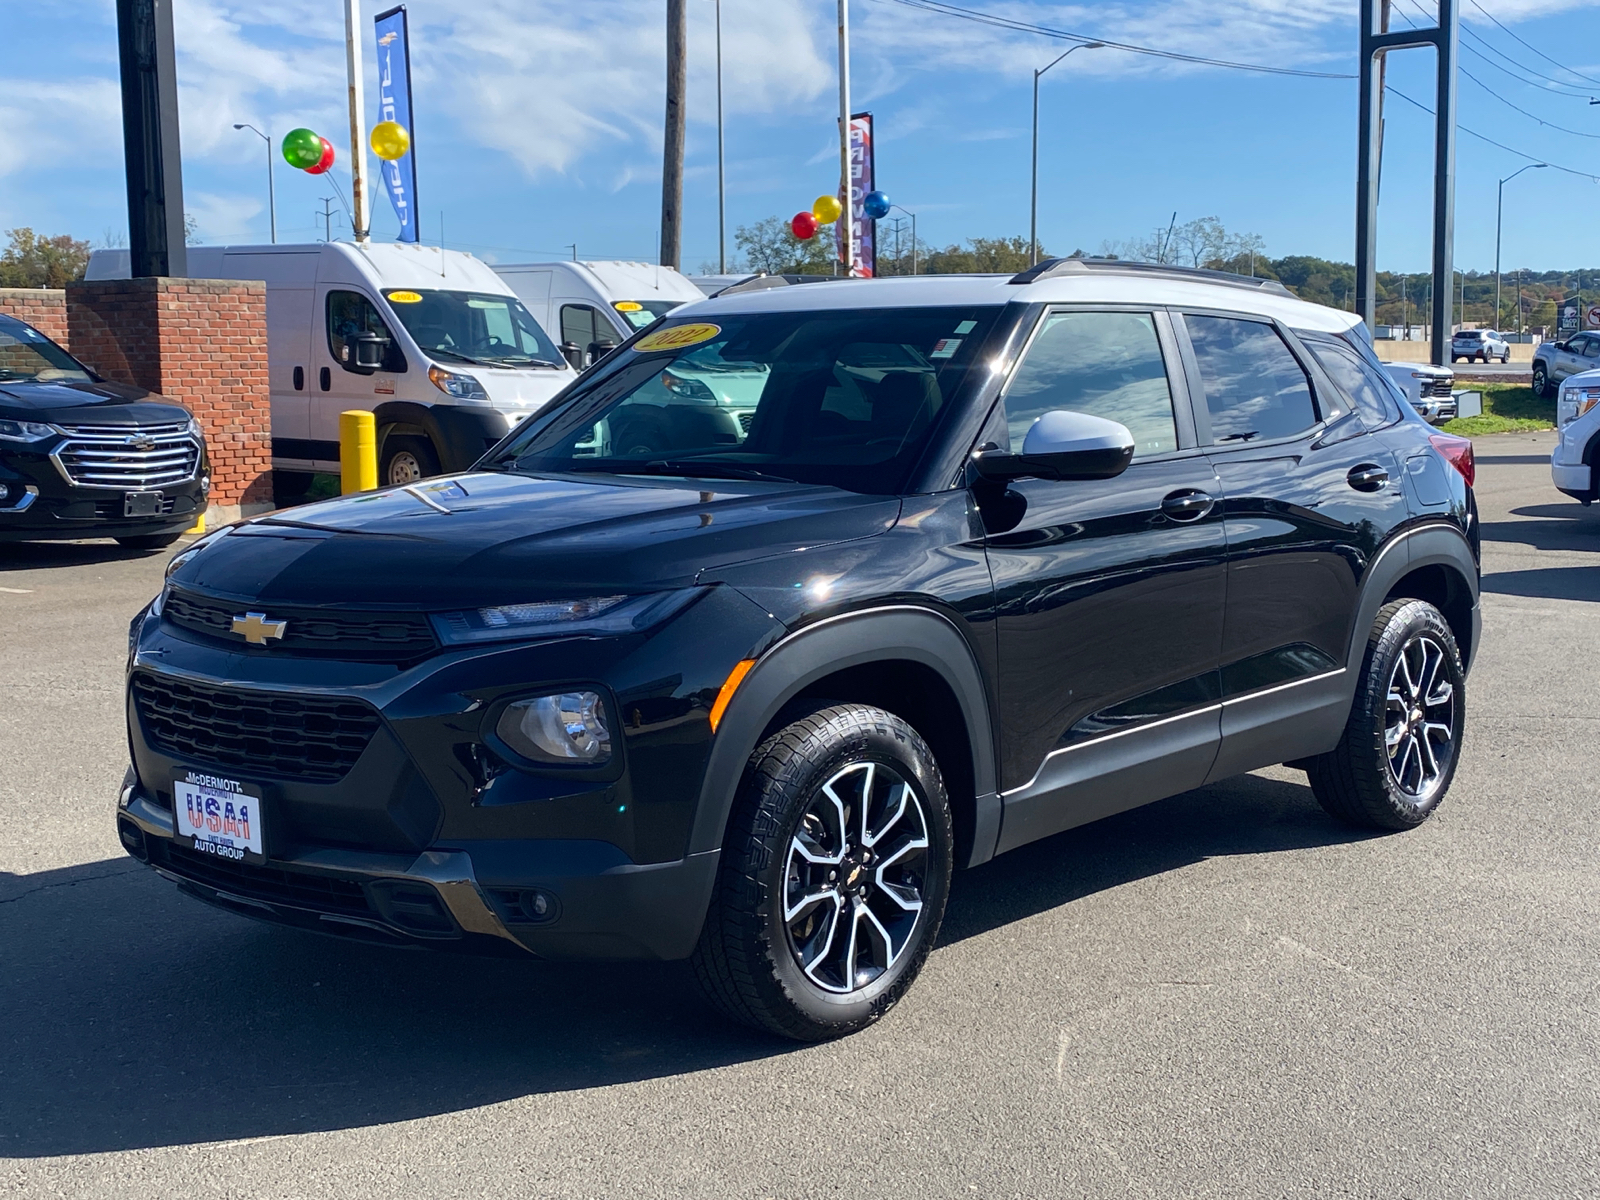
[
  {"x1": 119, "y1": 261, "x2": 1480, "y2": 1040},
  {"x1": 0, "y1": 312, "x2": 209, "y2": 547}
]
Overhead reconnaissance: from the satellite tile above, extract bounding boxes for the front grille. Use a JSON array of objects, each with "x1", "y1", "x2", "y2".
[
  {"x1": 736, "y1": 410, "x2": 756, "y2": 434},
  {"x1": 152, "y1": 838, "x2": 371, "y2": 913},
  {"x1": 131, "y1": 672, "x2": 380, "y2": 782},
  {"x1": 163, "y1": 588, "x2": 438, "y2": 660},
  {"x1": 1425, "y1": 377, "x2": 1454, "y2": 398},
  {"x1": 52, "y1": 422, "x2": 200, "y2": 488}
]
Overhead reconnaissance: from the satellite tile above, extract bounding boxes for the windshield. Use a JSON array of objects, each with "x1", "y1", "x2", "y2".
[
  {"x1": 613, "y1": 299, "x2": 685, "y2": 330},
  {"x1": 489, "y1": 306, "x2": 1003, "y2": 495},
  {"x1": 0, "y1": 315, "x2": 91, "y2": 383},
  {"x1": 383, "y1": 289, "x2": 563, "y2": 368}
]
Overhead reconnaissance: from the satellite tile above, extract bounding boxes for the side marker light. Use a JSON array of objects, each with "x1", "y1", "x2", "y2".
[{"x1": 709, "y1": 659, "x2": 756, "y2": 732}]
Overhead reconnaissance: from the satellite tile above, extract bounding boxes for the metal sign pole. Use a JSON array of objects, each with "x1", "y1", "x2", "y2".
[
  {"x1": 837, "y1": 0, "x2": 853, "y2": 277},
  {"x1": 345, "y1": 0, "x2": 370, "y2": 242},
  {"x1": 116, "y1": 0, "x2": 187, "y2": 277}
]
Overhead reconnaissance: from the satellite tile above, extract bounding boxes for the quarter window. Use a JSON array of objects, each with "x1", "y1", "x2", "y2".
[
  {"x1": 1185, "y1": 314, "x2": 1317, "y2": 443},
  {"x1": 326, "y1": 291, "x2": 405, "y2": 373},
  {"x1": 1002, "y1": 311, "x2": 1178, "y2": 458},
  {"x1": 1304, "y1": 336, "x2": 1401, "y2": 428}
]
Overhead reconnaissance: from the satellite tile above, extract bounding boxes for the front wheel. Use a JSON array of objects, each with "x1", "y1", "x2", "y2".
[
  {"x1": 1532, "y1": 365, "x2": 1550, "y2": 398},
  {"x1": 691, "y1": 704, "x2": 954, "y2": 1041},
  {"x1": 380, "y1": 435, "x2": 440, "y2": 487},
  {"x1": 1306, "y1": 599, "x2": 1465, "y2": 830}
]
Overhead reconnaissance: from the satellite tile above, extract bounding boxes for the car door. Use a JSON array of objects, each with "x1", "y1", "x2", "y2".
[
  {"x1": 982, "y1": 307, "x2": 1228, "y2": 854},
  {"x1": 312, "y1": 287, "x2": 408, "y2": 461},
  {"x1": 1175, "y1": 312, "x2": 1411, "y2": 781},
  {"x1": 1553, "y1": 333, "x2": 1596, "y2": 383}
]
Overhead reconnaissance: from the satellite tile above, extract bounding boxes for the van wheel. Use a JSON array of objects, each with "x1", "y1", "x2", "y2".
[
  {"x1": 691, "y1": 704, "x2": 953, "y2": 1041},
  {"x1": 381, "y1": 436, "x2": 439, "y2": 486},
  {"x1": 1306, "y1": 599, "x2": 1465, "y2": 830}
]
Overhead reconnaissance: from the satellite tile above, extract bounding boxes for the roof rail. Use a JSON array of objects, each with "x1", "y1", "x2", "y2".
[
  {"x1": 714, "y1": 272, "x2": 843, "y2": 297},
  {"x1": 1010, "y1": 256, "x2": 1296, "y2": 298}
]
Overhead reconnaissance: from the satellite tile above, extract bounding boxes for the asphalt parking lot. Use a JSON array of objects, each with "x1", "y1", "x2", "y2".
[{"x1": 2, "y1": 431, "x2": 1596, "y2": 1198}]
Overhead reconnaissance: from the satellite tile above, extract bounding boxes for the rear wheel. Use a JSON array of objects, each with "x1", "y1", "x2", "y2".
[
  {"x1": 1307, "y1": 599, "x2": 1465, "y2": 830},
  {"x1": 380, "y1": 435, "x2": 440, "y2": 487},
  {"x1": 691, "y1": 704, "x2": 953, "y2": 1041}
]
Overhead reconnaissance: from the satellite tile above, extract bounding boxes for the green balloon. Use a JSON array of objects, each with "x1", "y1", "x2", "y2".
[{"x1": 282, "y1": 128, "x2": 324, "y2": 170}]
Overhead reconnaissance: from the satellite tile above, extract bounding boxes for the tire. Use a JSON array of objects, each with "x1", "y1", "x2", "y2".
[
  {"x1": 1501, "y1": 353, "x2": 1510, "y2": 364},
  {"x1": 1532, "y1": 365, "x2": 1550, "y2": 398},
  {"x1": 691, "y1": 703, "x2": 954, "y2": 1041},
  {"x1": 380, "y1": 435, "x2": 440, "y2": 487},
  {"x1": 1306, "y1": 599, "x2": 1465, "y2": 831},
  {"x1": 115, "y1": 532, "x2": 183, "y2": 550}
]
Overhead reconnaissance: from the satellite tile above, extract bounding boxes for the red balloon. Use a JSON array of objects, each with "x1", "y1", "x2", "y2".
[
  {"x1": 791, "y1": 210, "x2": 819, "y2": 240},
  {"x1": 304, "y1": 137, "x2": 335, "y2": 175}
]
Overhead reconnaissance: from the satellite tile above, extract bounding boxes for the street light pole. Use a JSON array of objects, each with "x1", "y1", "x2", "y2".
[
  {"x1": 889, "y1": 204, "x2": 917, "y2": 274},
  {"x1": 837, "y1": 0, "x2": 854, "y2": 278},
  {"x1": 1496, "y1": 162, "x2": 1546, "y2": 331},
  {"x1": 232, "y1": 122, "x2": 275, "y2": 243},
  {"x1": 716, "y1": 0, "x2": 726, "y2": 273},
  {"x1": 1030, "y1": 41, "x2": 1102, "y2": 266}
]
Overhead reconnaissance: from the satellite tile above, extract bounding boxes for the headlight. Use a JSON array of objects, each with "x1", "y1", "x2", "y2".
[
  {"x1": 0, "y1": 419, "x2": 55, "y2": 443},
  {"x1": 497, "y1": 691, "x2": 612, "y2": 763},
  {"x1": 431, "y1": 588, "x2": 704, "y2": 646},
  {"x1": 429, "y1": 364, "x2": 488, "y2": 400},
  {"x1": 186, "y1": 416, "x2": 205, "y2": 440}
]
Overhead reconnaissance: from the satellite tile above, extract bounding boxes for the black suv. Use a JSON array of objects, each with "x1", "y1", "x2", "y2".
[
  {"x1": 119, "y1": 262, "x2": 1480, "y2": 1040},
  {"x1": 0, "y1": 311, "x2": 210, "y2": 547}
]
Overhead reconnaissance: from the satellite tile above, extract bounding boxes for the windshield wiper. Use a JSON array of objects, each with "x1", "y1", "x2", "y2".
[
  {"x1": 426, "y1": 348, "x2": 499, "y2": 367},
  {"x1": 556, "y1": 459, "x2": 794, "y2": 483}
]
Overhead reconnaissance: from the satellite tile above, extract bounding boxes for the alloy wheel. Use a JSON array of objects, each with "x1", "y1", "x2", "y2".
[
  {"x1": 1384, "y1": 632, "x2": 1456, "y2": 804},
  {"x1": 783, "y1": 760, "x2": 931, "y2": 995}
]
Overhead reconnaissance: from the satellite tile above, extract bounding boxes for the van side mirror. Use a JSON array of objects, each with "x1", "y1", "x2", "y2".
[
  {"x1": 560, "y1": 340, "x2": 585, "y2": 370},
  {"x1": 350, "y1": 330, "x2": 388, "y2": 373},
  {"x1": 587, "y1": 339, "x2": 617, "y2": 366},
  {"x1": 971, "y1": 411, "x2": 1135, "y2": 483}
]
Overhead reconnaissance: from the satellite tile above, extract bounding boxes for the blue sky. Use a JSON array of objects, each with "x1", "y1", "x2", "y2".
[{"x1": 3, "y1": 0, "x2": 1598, "y2": 274}]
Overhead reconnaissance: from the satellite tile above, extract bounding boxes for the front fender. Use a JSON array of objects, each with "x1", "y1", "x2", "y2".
[{"x1": 687, "y1": 605, "x2": 1002, "y2": 867}]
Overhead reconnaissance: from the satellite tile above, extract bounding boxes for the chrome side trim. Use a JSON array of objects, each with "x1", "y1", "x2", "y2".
[{"x1": 1221, "y1": 667, "x2": 1346, "y2": 707}]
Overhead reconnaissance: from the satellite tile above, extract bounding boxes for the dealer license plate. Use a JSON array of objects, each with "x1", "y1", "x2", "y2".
[
  {"x1": 173, "y1": 770, "x2": 264, "y2": 863},
  {"x1": 124, "y1": 492, "x2": 162, "y2": 517}
]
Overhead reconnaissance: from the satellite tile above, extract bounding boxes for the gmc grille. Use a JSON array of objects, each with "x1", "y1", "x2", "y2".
[
  {"x1": 52, "y1": 421, "x2": 200, "y2": 488},
  {"x1": 163, "y1": 588, "x2": 438, "y2": 660},
  {"x1": 131, "y1": 672, "x2": 380, "y2": 782}
]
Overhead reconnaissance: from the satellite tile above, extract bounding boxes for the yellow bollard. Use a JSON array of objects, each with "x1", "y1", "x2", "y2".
[
  {"x1": 184, "y1": 511, "x2": 207, "y2": 536},
  {"x1": 339, "y1": 410, "x2": 378, "y2": 494}
]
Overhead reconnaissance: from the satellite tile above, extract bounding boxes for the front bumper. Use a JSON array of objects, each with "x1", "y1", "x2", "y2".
[
  {"x1": 0, "y1": 447, "x2": 207, "y2": 542},
  {"x1": 118, "y1": 772, "x2": 721, "y2": 959}
]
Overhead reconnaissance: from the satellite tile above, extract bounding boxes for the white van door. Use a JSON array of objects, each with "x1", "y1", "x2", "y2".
[
  {"x1": 311, "y1": 283, "x2": 408, "y2": 462},
  {"x1": 218, "y1": 250, "x2": 318, "y2": 467}
]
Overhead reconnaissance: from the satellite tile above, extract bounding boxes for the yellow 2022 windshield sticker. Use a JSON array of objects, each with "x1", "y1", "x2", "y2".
[{"x1": 634, "y1": 323, "x2": 721, "y2": 353}]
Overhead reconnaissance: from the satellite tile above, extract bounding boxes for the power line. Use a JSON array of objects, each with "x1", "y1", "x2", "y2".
[
  {"x1": 1385, "y1": 85, "x2": 1600, "y2": 180},
  {"x1": 1468, "y1": 0, "x2": 1600, "y2": 89},
  {"x1": 1460, "y1": 64, "x2": 1600, "y2": 139},
  {"x1": 870, "y1": 0, "x2": 1355, "y2": 79},
  {"x1": 1392, "y1": 0, "x2": 1596, "y2": 97}
]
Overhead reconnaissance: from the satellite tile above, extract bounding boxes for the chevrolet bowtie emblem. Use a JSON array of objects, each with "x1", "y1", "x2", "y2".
[
  {"x1": 231, "y1": 612, "x2": 287, "y2": 645},
  {"x1": 126, "y1": 434, "x2": 157, "y2": 451}
]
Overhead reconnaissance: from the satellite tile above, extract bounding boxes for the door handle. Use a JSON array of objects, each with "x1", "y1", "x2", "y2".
[
  {"x1": 1160, "y1": 490, "x2": 1215, "y2": 522},
  {"x1": 1347, "y1": 464, "x2": 1389, "y2": 492}
]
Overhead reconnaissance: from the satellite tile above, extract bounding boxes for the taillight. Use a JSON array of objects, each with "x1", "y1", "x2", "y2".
[{"x1": 1428, "y1": 433, "x2": 1474, "y2": 488}]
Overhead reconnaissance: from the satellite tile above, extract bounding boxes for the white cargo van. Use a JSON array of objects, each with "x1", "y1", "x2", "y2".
[
  {"x1": 491, "y1": 261, "x2": 704, "y2": 368},
  {"x1": 87, "y1": 242, "x2": 576, "y2": 486}
]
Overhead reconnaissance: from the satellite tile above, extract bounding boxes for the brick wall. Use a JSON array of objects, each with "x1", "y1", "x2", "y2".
[
  {"x1": 0, "y1": 288, "x2": 69, "y2": 346},
  {"x1": 66, "y1": 278, "x2": 272, "y2": 515}
]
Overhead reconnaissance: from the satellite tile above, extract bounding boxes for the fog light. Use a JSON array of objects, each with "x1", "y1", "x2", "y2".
[
  {"x1": 117, "y1": 818, "x2": 147, "y2": 861},
  {"x1": 497, "y1": 691, "x2": 612, "y2": 763},
  {"x1": 0, "y1": 483, "x2": 9, "y2": 501},
  {"x1": 200, "y1": 475, "x2": 210, "y2": 495},
  {"x1": 520, "y1": 889, "x2": 559, "y2": 923}
]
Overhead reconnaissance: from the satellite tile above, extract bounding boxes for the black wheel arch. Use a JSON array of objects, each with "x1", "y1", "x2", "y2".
[
  {"x1": 688, "y1": 606, "x2": 1002, "y2": 869},
  {"x1": 372, "y1": 400, "x2": 510, "y2": 475},
  {"x1": 1348, "y1": 522, "x2": 1481, "y2": 679}
]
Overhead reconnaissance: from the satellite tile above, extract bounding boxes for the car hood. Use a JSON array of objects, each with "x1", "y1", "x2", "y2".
[
  {"x1": 1387, "y1": 361, "x2": 1452, "y2": 376},
  {"x1": 176, "y1": 470, "x2": 901, "y2": 607},
  {"x1": 0, "y1": 378, "x2": 189, "y2": 423}
]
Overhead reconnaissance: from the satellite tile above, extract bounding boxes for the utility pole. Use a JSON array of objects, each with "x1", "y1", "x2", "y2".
[
  {"x1": 715, "y1": 0, "x2": 726, "y2": 274},
  {"x1": 116, "y1": 0, "x2": 187, "y2": 277},
  {"x1": 319, "y1": 198, "x2": 338, "y2": 241},
  {"x1": 837, "y1": 0, "x2": 854, "y2": 277},
  {"x1": 1030, "y1": 42, "x2": 1102, "y2": 266},
  {"x1": 660, "y1": 0, "x2": 687, "y2": 270},
  {"x1": 890, "y1": 204, "x2": 917, "y2": 275},
  {"x1": 344, "y1": 0, "x2": 370, "y2": 241}
]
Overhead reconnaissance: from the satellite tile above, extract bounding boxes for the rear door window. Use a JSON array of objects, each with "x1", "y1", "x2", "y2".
[
  {"x1": 1183, "y1": 314, "x2": 1318, "y2": 443},
  {"x1": 1002, "y1": 310, "x2": 1178, "y2": 458}
]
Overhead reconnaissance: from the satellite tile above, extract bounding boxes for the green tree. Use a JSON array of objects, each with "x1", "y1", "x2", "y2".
[
  {"x1": 734, "y1": 216, "x2": 836, "y2": 275},
  {"x1": 921, "y1": 236, "x2": 1039, "y2": 274},
  {"x1": 0, "y1": 228, "x2": 92, "y2": 288}
]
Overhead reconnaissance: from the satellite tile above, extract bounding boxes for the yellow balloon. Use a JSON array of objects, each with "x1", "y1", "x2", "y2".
[
  {"x1": 812, "y1": 194, "x2": 842, "y2": 224},
  {"x1": 370, "y1": 120, "x2": 410, "y2": 161}
]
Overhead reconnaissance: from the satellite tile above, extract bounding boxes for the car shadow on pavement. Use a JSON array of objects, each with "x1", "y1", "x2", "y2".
[
  {"x1": 1479, "y1": 504, "x2": 1599, "y2": 554},
  {"x1": 0, "y1": 538, "x2": 177, "y2": 571},
  {"x1": 941, "y1": 771, "x2": 1373, "y2": 947},
  {"x1": 0, "y1": 772, "x2": 1363, "y2": 1159},
  {"x1": 1480, "y1": 566, "x2": 1600, "y2": 602}
]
